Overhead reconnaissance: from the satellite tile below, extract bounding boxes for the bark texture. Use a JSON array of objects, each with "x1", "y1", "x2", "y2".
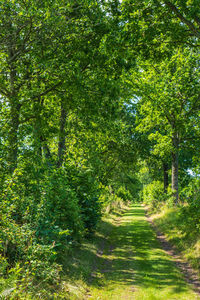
[
  {"x1": 172, "y1": 134, "x2": 179, "y2": 203},
  {"x1": 163, "y1": 162, "x2": 169, "y2": 193},
  {"x1": 57, "y1": 98, "x2": 67, "y2": 167}
]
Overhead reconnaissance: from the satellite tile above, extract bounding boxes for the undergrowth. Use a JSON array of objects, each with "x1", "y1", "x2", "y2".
[
  {"x1": 142, "y1": 178, "x2": 200, "y2": 273},
  {"x1": 0, "y1": 180, "x2": 129, "y2": 299},
  {"x1": 151, "y1": 205, "x2": 200, "y2": 271}
]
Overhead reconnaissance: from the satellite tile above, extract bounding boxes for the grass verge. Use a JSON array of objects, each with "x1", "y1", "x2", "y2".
[
  {"x1": 60, "y1": 204, "x2": 199, "y2": 299},
  {"x1": 150, "y1": 204, "x2": 200, "y2": 273},
  {"x1": 3, "y1": 203, "x2": 199, "y2": 299}
]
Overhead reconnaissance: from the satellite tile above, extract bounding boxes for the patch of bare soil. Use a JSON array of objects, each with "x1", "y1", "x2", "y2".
[{"x1": 145, "y1": 207, "x2": 200, "y2": 296}]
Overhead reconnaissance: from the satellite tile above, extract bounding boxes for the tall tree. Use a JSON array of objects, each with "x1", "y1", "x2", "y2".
[
  {"x1": 129, "y1": 48, "x2": 200, "y2": 201},
  {"x1": 0, "y1": 0, "x2": 125, "y2": 172},
  {"x1": 121, "y1": 0, "x2": 200, "y2": 57}
]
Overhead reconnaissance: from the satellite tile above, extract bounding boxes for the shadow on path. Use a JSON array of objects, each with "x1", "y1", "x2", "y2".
[{"x1": 66, "y1": 205, "x2": 198, "y2": 298}]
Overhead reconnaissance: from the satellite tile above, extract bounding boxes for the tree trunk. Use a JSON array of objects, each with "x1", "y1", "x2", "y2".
[
  {"x1": 8, "y1": 47, "x2": 20, "y2": 173},
  {"x1": 8, "y1": 98, "x2": 20, "y2": 173},
  {"x1": 43, "y1": 143, "x2": 52, "y2": 161},
  {"x1": 163, "y1": 162, "x2": 168, "y2": 193},
  {"x1": 33, "y1": 99, "x2": 43, "y2": 158},
  {"x1": 171, "y1": 134, "x2": 179, "y2": 203},
  {"x1": 57, "y1": 98, "x2": 67, "y2": 167}
]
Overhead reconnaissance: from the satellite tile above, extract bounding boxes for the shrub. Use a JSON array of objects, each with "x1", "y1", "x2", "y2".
[
  {"x1": 0, "y1": 163, "x2": 84, "y2": 297},
  {"x1": 0, "y1": 212, "x2": 62, "y2": 298},
  {"x1": 0, "y1": 255, "x2": 8, "y2": 276},
  {"x1": 2, "y1": 163, "x2": 84, "y2": 244},
  {"x1": 142, "y1": 180, "x2": 165, "y2": 211},
  {"x1": 116, "y1": 186, "x2": 132, "y2": 202},
  {"x1": 179, "y1": 178, "x2": 200, "y2": 232},
  {"x1": 99, "y1": 185, "x2": 126, "y2": 213},
  {"x1": 64, "y1": 163, "x2": 101, "y2": 234},
  {"x1": 37, "y1": 168, "x2": 84, "y2": 243},
  {"x1": 0, "y1": 157, "x2": 102, "y2": 296}
]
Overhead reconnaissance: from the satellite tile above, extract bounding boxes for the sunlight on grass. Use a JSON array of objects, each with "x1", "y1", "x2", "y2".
[
  {"x1": 152, "y1": 205, "x2": 200, "y2": 270},
  {"x1": 63, "y1": 205, "x2": 200, "y2": 299}
]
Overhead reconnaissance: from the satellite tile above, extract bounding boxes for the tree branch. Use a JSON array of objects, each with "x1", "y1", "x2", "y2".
[
  {"x1": 163, "y1": 0, "x2": 200, "y2": 39},
  {"x1": 0, "y1": 87, "x2": 10, "y2": 97},
  {"x1": 32, "y1": 82, "x2": 62, "y2": 100}
]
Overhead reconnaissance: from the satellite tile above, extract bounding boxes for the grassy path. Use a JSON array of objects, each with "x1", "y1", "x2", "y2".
[{"x1": 66, "y1": 205, "x2": 199, "y2": 299}]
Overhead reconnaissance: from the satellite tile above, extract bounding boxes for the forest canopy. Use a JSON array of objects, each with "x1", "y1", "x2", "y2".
[{"x1": 0, "y1": 0, "x2": 199, "y2": 298}]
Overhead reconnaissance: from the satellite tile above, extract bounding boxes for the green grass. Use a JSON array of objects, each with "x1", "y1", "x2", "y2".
[
  {"x1": 60, "y1": 205, "x2": 199, "y2": 299},
  {"x1": 6, "y1": 204, "x2": 198, "y2": 299},
  {"x1": 151, "y1": 205, "x2": 200, "y2": 271}
]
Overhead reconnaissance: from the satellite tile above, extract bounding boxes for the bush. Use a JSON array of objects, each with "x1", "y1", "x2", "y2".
[
  {"x1": 0, "y1": 255, "x2": 8, "y2": 276},
  {"x1": 99, "y1": 185, "x2": 126, "y2": 213},
  {"x1": 116, "y1": 186, "x2": 132, "y2": 202},
  {"x1": 0, "y1": 163, "x2": 84, "y2": 297},
  {"x1": 179, "y1": 178, "x2": 200, "y2": 232},
  {"x1": 0, "y1": 157, "x2": 102, "y2": 296},
  {"x1": 0, "y1": 213, "x2": 62, "y2": 298},
  {"x1": 142, "y1": 180, "x2": 165, "y2": 211},
  {"x1": 37, "y1": 168, "x2": 84, "y2": 243},
  {"x1": 2, "y1": 163, "x2": 84, "y2": 244},
  {"x1": 64, "y1": 163, "x2": 101, "y2": 234}
]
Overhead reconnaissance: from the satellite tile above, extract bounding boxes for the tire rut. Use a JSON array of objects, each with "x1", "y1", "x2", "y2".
[{"x1": 145, "y1": 207, "x2": 200, "y2": 296}]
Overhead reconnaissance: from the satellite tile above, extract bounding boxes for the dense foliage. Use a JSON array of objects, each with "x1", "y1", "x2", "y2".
[{"x1": 0, "y1": 0, "x2": 199, "y2": 297}]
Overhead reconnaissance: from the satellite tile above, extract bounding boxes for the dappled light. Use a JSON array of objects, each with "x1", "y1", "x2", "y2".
[
  {"x1": 0, "y1": 0, "x2": 199, "y2": 298},
  {"x1": 64, "y1": 205, "x2": 198, "y2": 299}
]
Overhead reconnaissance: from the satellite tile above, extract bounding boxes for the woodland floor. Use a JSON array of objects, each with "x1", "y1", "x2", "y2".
[{"x1": 64, "y1": 205, "x2": 200, "y2": 300}]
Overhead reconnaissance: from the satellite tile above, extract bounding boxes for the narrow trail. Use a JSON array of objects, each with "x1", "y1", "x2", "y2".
[{"x1": 83, "y1": 205, "x2": 200, "y2": 300}]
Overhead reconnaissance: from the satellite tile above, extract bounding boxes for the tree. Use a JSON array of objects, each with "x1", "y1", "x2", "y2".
[
  {"x1": 121, "y1": 0, "x2": 200, "y2": 57},
  {"x1": 129, "y1": 48, "x2": 200, "y2": 201},
  {"x1": 0, "y1": 0, "x2": 122, "y2": 172}
]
